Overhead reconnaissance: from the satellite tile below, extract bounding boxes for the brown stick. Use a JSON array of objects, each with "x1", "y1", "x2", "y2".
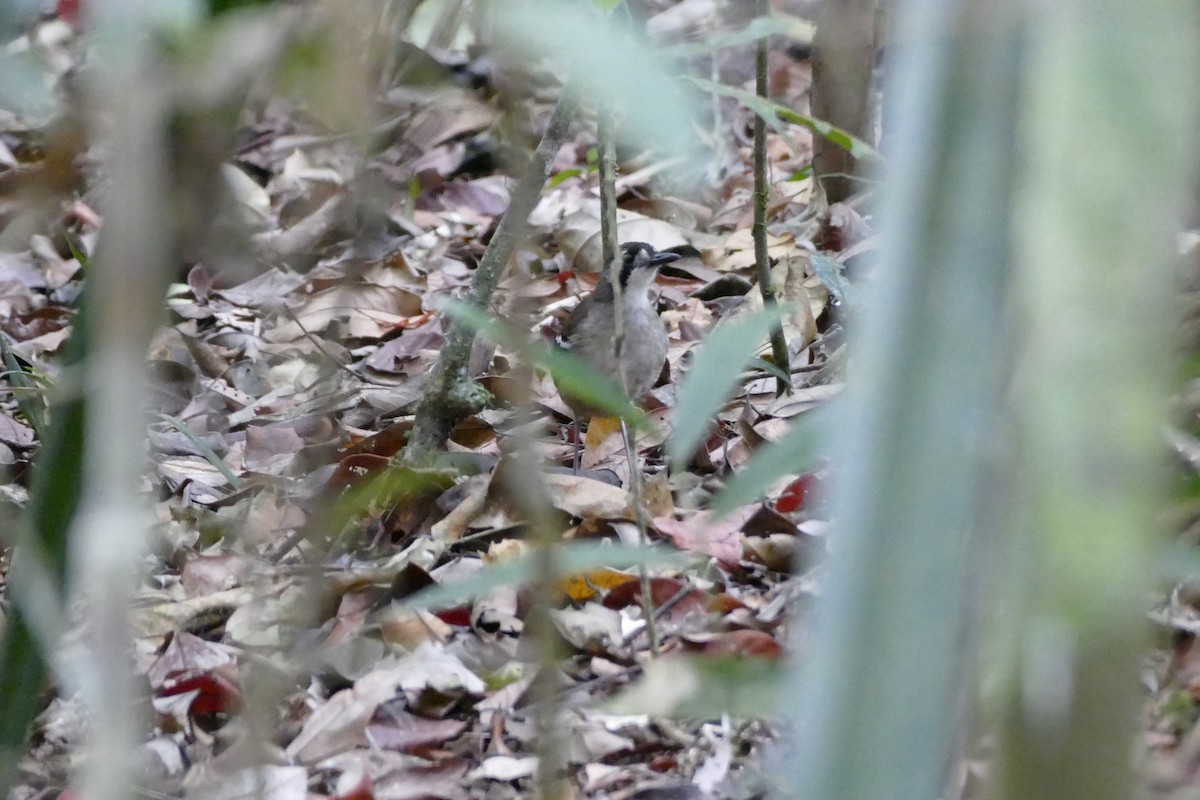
[
  {"x1": 401, "y1": 93, "x2": 575, "y2": 465},
  {"x1": 753, "y1": 0, "x2": 792, "y2": 396}
]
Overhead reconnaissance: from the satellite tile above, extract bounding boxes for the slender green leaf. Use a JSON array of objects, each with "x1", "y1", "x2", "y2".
[
  {"x1": 669, "y1": 306, "x2": 790, "y2": 470},
  {"x1": 711, "y1": 407, "x2": 829, "y2": 515},
  {"x1": 493, "y1": 2, "x2": 701, "y2": 181},
  {"x1": 397, "y1": 542, "x2": 688, "y2": 611},
  {"x1": 606, "y1": 655, "x2": 785, "y2": 718},
  {"x1": 159, "y1": 414, "x2": 242, "y2": 491},
  {"x1": 809, "y1": 252, "x2": 855, "y2": 306},
  {"x1": 548, "y1": 168, "x2": 584, "y2": 188},
  {"x1": 686, "y1": 76, "x2": 882, "y2": 164},
  {"x1": 440, "y1": 300, "x2": 649, "y2": 428},
  {"x1": 748, "y1": 356, "x2": 793, "y2": 385},
  {"x1": 329, "y1": 466, "x2": 456, "y2": 529},
  {"x1": 664, "y1": 14, "x2": 812, "y2": 59},
  {"x1": 0, "y1": 288, "x2": 89, "y2": 791},
  {"x1": 0, "y1": 341, "x2": 48, "y2": 439}
]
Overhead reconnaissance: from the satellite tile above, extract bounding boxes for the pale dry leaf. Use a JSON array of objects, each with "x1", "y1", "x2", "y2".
[
  {"x1": 187, "y1": 765, "x2": 308, "y2": 800},
  {"x1": 652, "y1": 506, "x2": 756, "y2": 564},
  {"x1": 765, "y1": 383, "x2": 844, "y2": 418},
  {"x1": 551, "y1": 603, "x2": 624, "y2": 654},
  {"x1": 0, "y1": 412, "x2": 34, "y2": 448},
  {"x1": 373, "y1": 757, "x2": 470, "y2": 800},
  {"x1": 692, "y1": 719, "x2": 733, "y2": 793},
  {"x1": 643, "y1": 474, "x2": 675, "y2": 518},
  {"x1": 179, "y1": 554, "x2": 252, "y2": 598},
  {"x1": 603, "y1": 655, "x2": 702, "y2": 716},
  {"x1": 272, "y1": 148, "x2": 346, "y2": 195},
  {"x1": 704, "y1": 228, "x2": 795, "y2": 272},
  {"x1": 557, "y1": 203, "x2": 690, "y2": 272},
  {"x1": 394, "y1": 641, "x2": 487, "y2": 695},
  {"x1": 543, "y1": 473, "x2": 632, "y2": 519},
  {"x1": 403, "y1": 97, "x2": 498, "y2": 151},
  {"x1": 221, "y1": 163, "x2": 270, "y2": 225},
  {"x1": 286, "y1": 664, "x2": 413, "y2": 763},
  {"x1": 467, "y1": 755, "x2": 539, "y2": 782},
  {"x1": 429, "y1": 479, "x2": 489, "y2": 542},
  {"x1": 575, "y1": 726, "x2": 636, "y2": 761},
  {"x1": 131, "y1": 587, "x2": 255, "y2": 640},
  {"x1": 254, "y1": 191, "x2": 348, "y2": 262},
  {"x1": 377, "y1": 607, "x2": 452, "y2": 649},
  {"x1": 743, "y1": 534, "x2": 796, "y2": 573},
  {"x1": 146, "y1": 631, "x2": 238, "y2": 686},
  {"x1": 267, "y1": 283, "x2": 423, "y2": 342}
]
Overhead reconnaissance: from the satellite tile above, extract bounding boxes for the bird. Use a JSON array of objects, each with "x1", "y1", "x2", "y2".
[{"x1": 555, "y1": 241, "x2": 679, "y2": 467}]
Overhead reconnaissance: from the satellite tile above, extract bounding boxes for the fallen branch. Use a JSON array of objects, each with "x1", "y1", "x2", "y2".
[{"x1": 401, "y1": 93, "x2": 575, "y2": 466}]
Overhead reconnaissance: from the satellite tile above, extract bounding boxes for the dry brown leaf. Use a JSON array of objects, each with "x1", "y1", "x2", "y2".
[
  {"x1": 377, "y1": 607, "x2": 452, "y2": 649},
  {"x1": 268, "y1": 283, "x2": 424, "y2": 342},
  {"x1": 430, "y1": 479, "x2": 489, "y2": 542},
  {"x1": 543, "y1": 473, "x2": 632, "y2": 520},
  {"x1": 704, "y1": 228, "x2": 795, "y2": 272},
  {"x1": 652, "y1": 506, "x2": 755, "y2": 564},
  {"x1": 0, "y1": 412, "x2": 34, "y2": 448},
  {"x1": 551, "y1": 603, "x2": 625, "y2": 655}
]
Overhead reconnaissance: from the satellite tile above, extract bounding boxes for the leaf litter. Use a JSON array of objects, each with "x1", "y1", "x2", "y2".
[{"x1": 0, "y1": 3, "x2": 857, "y2": 800}]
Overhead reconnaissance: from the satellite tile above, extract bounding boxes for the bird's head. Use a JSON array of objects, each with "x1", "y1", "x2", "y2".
[{"x1": 615, "y1": 241, "x2": 680, "y2": 294}]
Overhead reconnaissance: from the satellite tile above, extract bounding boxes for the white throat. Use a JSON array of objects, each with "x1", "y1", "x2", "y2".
[{"x1": 619, "y1": 267, "x2": 658, "y2": 309}]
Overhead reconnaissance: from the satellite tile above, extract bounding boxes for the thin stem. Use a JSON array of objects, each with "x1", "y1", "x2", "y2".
[
  {"x1": 620, "y1": 417, "x2": 659, "y2": 657},
  {"x1": 597, "y1": 22, "x2": 659, "y2": 657},
  {"x1": 402, "y1": 92, "x2": 576, "y2": 465},
  {"x1": 753, "y1": 0, "x2": 792, "y2": 396}
]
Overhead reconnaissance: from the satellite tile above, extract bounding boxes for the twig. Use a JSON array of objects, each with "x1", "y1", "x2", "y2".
[
  {"x1": 619, "y1": 418, "x2": 659, "y2": 656},
  {"x1": 596, "y1": 30, "x2": 660, "y2": 657},
  {"x1": 402, "y1": 92, "x2": 576, "y2": 465},
  {"x1": 279, "y1": 304, "x2": 395, "y2": 388},
  {"x1": 753, "y1": 0, "x2": 791, "y2": 397}
]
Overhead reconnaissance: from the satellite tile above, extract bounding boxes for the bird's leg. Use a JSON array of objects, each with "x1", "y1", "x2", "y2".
[{"x1": 571, "y1": 411, "x2": 582, "y2": 474}]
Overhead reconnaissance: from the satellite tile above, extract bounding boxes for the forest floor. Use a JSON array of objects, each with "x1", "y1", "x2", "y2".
[{"x1": 2, "y1": 2, "x2": 1197, "y2": 800}]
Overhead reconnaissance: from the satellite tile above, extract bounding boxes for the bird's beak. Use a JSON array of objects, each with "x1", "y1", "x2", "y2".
[{"x1": 648, "y1": 251, "x2": 680, "y2": 267}]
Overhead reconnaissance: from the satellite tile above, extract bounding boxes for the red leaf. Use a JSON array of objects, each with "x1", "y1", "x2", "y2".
[
  {"x1": 700, "y1": 630, "x2": 783, "y2": 660},
  {"x1": 158, "y1": 670, "x2": 244, "y2": 715},
  {"x1": 775, "y1": 474, "x2": 821, "y2": 513}
]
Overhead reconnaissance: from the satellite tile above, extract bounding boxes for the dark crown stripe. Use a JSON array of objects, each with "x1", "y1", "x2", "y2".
[{"x1": 618, "y1": 241, "x2": 654, "y2": 288}]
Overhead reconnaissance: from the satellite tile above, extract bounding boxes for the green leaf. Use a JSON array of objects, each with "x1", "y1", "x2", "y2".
[
  {"x1": 748, "y1": 355, "x2": 793, "y2": 385},
  {"x1": 0, "y1": 286, "x2": 90, "y2": 789},
  {"x1": 809, "y1": 252, "x2": 855, "y2": 306},
  {"x1": 493, "y1": 2, "x2": 701, "y2": 182},
  {"x1": 158, "y1": 414, "x2": 243, "y2": 491},
  {"x1": 207, "y1": 0, "x2": 280, "y2": 16},
  {"x1": 329, "y1": 466, "x2": 456, "y2": 530},
  {"x1": 0, "y1": 342, "x2": 49, "y2": 440},
  {"x1": 711, "y1": 407, "x2": 829, "y2": 515},
  {"x1": 669, "y1": 306, "x2": 790, "y2": 470},
  {"x1": 605, "y1": 654, "x2": 786, "y2": 717},
  {"x1": 0, "y1": 51, "x2": 55, "y2": 119},
  {"x1": 440, "y1": 300, "x2": 649, "y2": 428},
  {"x1": 663, "y1": 14, "x2": 812, "y2": 58},
  {"x1": 397, "y1": 542, "x2": 688, "y2": 611},
  {"x1": 548, "y1": 168, "x2": 584, "y2": 188},
  {"x1": 685, "y1": 76, "x2": 882, "y2": 165}
]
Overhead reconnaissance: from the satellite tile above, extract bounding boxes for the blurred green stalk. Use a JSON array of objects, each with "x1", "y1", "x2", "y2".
[
  {"x1": 0, "y1": 289, "x2": 87, "y2": 793},
  {"x1": 1000, "y1": 3, "x2": 1197, "y2": 799},
  {"x1": 786, "y1": 0, "x2": 1198, "y2": 798},
  {"x1": 787, "y1": 2, "x2": 1021, "y2": 798}
]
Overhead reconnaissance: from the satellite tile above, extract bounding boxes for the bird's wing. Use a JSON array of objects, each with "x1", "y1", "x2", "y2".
[{"x1": 558, "y1": 295, "x2": 592, "y2": 350}]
